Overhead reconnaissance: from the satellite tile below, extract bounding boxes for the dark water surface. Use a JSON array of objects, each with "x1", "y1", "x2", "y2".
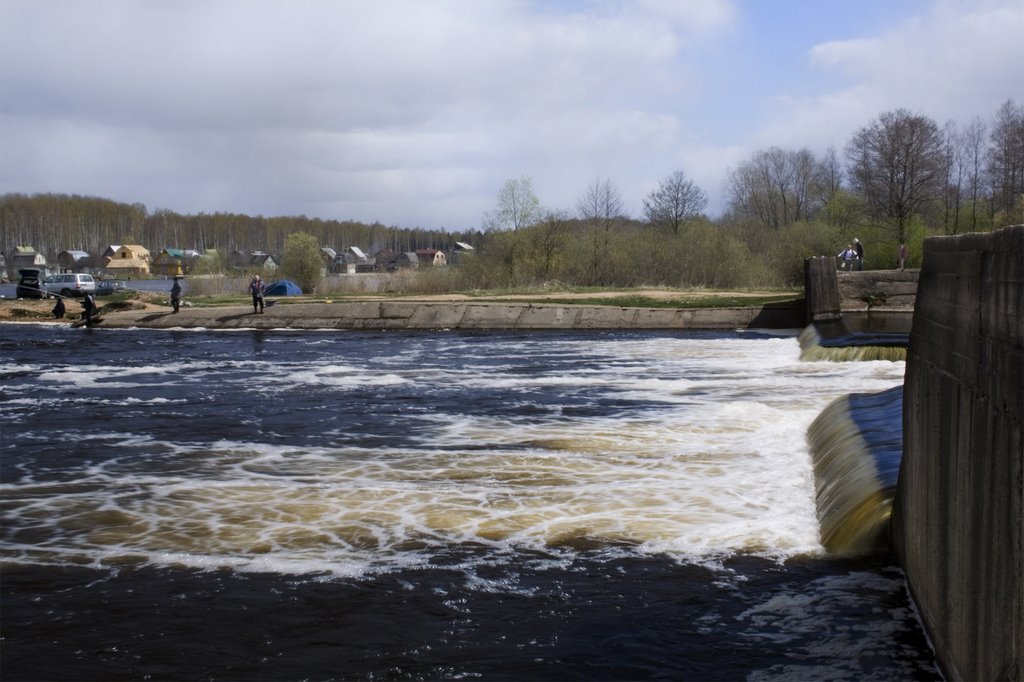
[{"x1": 1, "y1": 325, "x2": 937, "y2": 680}]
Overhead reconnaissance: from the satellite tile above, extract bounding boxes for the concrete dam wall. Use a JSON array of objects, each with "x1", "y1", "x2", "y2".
[
  {"x1": 892, "y1": 225, "x2": 1023, "y2": 681},
  {"x1": 98, "y1": 299, "x2": 806, "y2": 330}
]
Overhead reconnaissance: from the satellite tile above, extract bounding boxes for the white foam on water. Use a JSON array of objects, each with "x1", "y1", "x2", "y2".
[
  {"x1": 272, "y1": 365, "x2": 410, "y2": 389},
  {"x1": 0, "y1": 334, "x2": 906, "y2": 576}
]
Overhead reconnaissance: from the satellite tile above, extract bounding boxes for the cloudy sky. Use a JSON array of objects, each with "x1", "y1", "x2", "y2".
[{"x1": 1, "y1": 0, "x2": 1021, "y2": 230}]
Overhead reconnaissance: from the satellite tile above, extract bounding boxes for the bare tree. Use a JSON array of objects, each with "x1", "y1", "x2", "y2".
[
  {"x1": 942, "y1": 118, "x2": 989, "y2": 234},
  {"x1": 576, "y1": 177, "x2": 625, "y2": 285},
  {"x1": 642, "y1": 170, "x2": 708, "y2": 235},
  {"x1": 726, "y1": 147, "x2": 821, "y2": 229},
  {"x1": 962, "y1": 117, "x2": 988, "y2": 232},
  {"x1": 814, "y1": 146, "x2": 852, "y2": 227},
  {"x1": 942, "y1": 120, "x2": 965, "y2": 234},
  {"x1": 987, "y1": 99, "x2": 1024, "y2": 221},
  {"x1": 845, "y1": 109, "x2": 946, "y2": 241}
]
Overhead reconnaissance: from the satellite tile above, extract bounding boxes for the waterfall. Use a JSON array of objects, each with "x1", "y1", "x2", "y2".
[
  {"x1": 807, "y1": 387, "x2": 903, "y2": 555},
  {"x1": 798, "y1": 323, "x2": 908, "y2": 362}
]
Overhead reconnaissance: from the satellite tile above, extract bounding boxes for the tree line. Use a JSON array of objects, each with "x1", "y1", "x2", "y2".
[
  {"x1": 463, "y1": 99, "x2": 1023, "y2": 289},
  {"x1": 2, "y1": 99, "x2": 1021, "y2": 291},
  {"x1": 0, "y1": 195, "x2": 482, "y2": 268}
]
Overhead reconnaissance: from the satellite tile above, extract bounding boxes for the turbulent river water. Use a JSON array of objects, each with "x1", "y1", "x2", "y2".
[{"x1": 0, "y1": 324, "x2": 937, "y2": 680}]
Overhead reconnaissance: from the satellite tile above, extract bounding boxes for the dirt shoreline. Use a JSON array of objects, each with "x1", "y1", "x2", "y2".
[{"x1": 0, "y1": 289, "x2": 799, "y2": 326}]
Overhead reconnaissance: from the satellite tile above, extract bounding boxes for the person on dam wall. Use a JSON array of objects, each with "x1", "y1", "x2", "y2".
[
  {"x1": 854, "y1": 238, "x2": 865, "y2": 270},
  {"x1": 838, "y1": 244, "x2": 857, "y2": 271}
]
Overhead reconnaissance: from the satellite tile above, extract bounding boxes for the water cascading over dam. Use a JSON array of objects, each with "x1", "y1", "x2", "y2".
[{"x1": 807, "y1": 386, "x2": 903, "y2": 555}]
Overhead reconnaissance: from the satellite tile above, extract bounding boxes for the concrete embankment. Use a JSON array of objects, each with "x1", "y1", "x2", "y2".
[
  {"x1": 97, "y1": 300, "x2": 805, "y2": 330},
  {"x1": 892, "y1": 225, "x2": 1023, "y2": 681}
]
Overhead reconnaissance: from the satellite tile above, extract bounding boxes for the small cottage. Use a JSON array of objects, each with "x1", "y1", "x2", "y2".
[
  {"x1": 416, "y1": 249, "x2": 447, "y2": 267},
  {"x1": 152, "y1": 248, "x2": 187, "y2": 276},
  {"x1": 8, "y1": 246, "x2": 48, "y2": 276},
  {"x1": 103, "y1": 244, "x2": 151, "y2": 276},
  {"x1": 56, "y1": 250, "x2": 91, "y2": 272}
]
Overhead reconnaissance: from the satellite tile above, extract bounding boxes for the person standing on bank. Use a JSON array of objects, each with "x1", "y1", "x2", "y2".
[
  {"x1": 897, "y1": 241, "x2": 908, "y2": 270},
  {"x1": 249, "y1": 274, "x2": 265, "y2": 314},
  {"x1": 81, "y1": 291, "x2": 97, "y2": 325},
  {"x1": 170, "y1": 276, "x2": 182, "y2": 314},
  {"x1": 853, "y1": 238, "x2": 864, "y2": 271}
]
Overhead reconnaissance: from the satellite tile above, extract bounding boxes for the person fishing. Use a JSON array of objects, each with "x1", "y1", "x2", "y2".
[
  {"x1": 249, "y1": 274, "x2": 265, "y2": 314},
  {"x1": 80, "y1": 291, "x2": 97, "y2": 325},
  {"x1": 170, "y1": 276, "x2": 182, "y2": 313},
  {"x1": 52, "y1": 296, "x2": 65, "y2": 319}
]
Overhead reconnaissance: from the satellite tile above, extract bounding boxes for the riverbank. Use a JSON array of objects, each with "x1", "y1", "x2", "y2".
[{"x1": 0, "y1": 289, "x2": 809, "y2": 330}]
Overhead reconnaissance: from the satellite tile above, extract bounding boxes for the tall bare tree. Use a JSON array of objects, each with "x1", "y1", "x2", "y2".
[
  {"x1": 577, "y1": 177, "x2": 625, "y2": 285},
  {"x1": 987, "y1": 99, "x2": 1024, "y2": 221},
  {"x1": 642, "y1": 170, "x2": 708, "y2": 235},
  {"x1": 962, "y1": 117, "x2": 988, "y2": 232},
  {"x1": 942, "y1": 120, "x2": 965, "y2": 234},
  {"x1": 845, "y1": 109, "x2": 945, "y2": 241},
  {"x1": 726, "y1": 147, "x2": 821, "y2": 229}
]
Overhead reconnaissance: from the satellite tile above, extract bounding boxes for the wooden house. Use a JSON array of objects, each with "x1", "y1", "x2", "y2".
[
  {"x1": 103, "y1": 244, "x2": 151, "y2": 276},
  {"x1": 152, "y1": 248, "x2": 186, "y2": 276},
  {"x1": 416, "y1": 249, "x2": 447, "y2": 267},
  {"x1": 56, "y1": 250, "x2": 91, "y2": 272},
  {"x1": 7, "y1": 246, "x2": 48, "y2": 276}
]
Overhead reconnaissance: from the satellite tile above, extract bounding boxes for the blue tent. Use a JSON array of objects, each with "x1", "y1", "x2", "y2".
[{"x1": 264, "y1": 279, "x2": 302, "y2": 296}]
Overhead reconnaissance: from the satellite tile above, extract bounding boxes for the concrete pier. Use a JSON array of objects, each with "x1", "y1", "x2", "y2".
[{"x1": 892, "y1": 225, "x2": 1023, "y2": 681}]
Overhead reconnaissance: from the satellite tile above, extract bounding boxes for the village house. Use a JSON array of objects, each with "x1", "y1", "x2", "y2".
[
  {"x1": 251, "y1": 253, "x2": 278, "y2": 272},
  {"x1": 330, "y1": 246, "x2": 374, "y2": 274},
  {"x1": 416, "y1": 249, "x2": 447, "y2": 267},
  {"x1": 7, "y1": 246, "x2": 48, "y2": 277},
  {"x1": 226, "y1": 250, "x2": 278, "y2": 273},
  {"x1": 56, "y1": 250, "x2": 91, "y2": 272},
  {"x1": 103, "y1": 244, "x2": 151, "y2": 277},
  {"x1": 448, "y1": 241, "x2": 475, "y2": 266},
  {"x1": 152, "y1": 248, "x2": 187, "y2": 276}
]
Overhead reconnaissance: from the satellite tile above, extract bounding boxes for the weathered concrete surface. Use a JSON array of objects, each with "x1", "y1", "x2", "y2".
[
  {"x1": 804, "y1": 256, "x2": 842, "y2": 322},
  {"x1": 837, "y1": 269, "x2": 919, "y2": 311},
  {"x1": 892, "y1": 225, "x2": 1023, "y2": 681},
  {"x1": 803, "y1": 259, "x2": 917, "y2": 325},
  {"x1": 96, "y1": 300, "x2": 806, "y2": 330}
]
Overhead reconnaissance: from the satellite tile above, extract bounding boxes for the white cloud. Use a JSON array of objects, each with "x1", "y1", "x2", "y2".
[{"x1": 0, "y1": 0, "x2": 1019, "y2": 229}]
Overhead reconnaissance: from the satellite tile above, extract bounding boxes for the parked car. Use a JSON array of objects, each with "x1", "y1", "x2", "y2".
[
  {"x1": 95, "y1": 279, "x2": 130, "y2": 296},
  {"x1": 42, "y1": 273, "x2": 96, "y2": 298},
  {"x1": 16, "y1": 268, "x2": 45, "y2": 299}
]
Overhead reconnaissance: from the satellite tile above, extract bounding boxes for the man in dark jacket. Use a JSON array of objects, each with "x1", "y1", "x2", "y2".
[
  {"x1": 170, "y1": 277, "x2": 182, "y2": 313},
  {"x1": 81, "y1": 292, "x2": 97, "y2": 325},
  {"x1": 249, "y1": 275, "x2": 265, "y2": 314}
]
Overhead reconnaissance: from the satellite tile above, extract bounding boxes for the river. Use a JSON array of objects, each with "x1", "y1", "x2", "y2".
[{"x1": 0, "y1": 325, "x2": 937, "y2": 680}]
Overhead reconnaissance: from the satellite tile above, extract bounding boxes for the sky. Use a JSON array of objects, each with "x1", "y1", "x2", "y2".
[{"x1": 1, "y1": 0, "x2": 1022, "y2": 232}]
